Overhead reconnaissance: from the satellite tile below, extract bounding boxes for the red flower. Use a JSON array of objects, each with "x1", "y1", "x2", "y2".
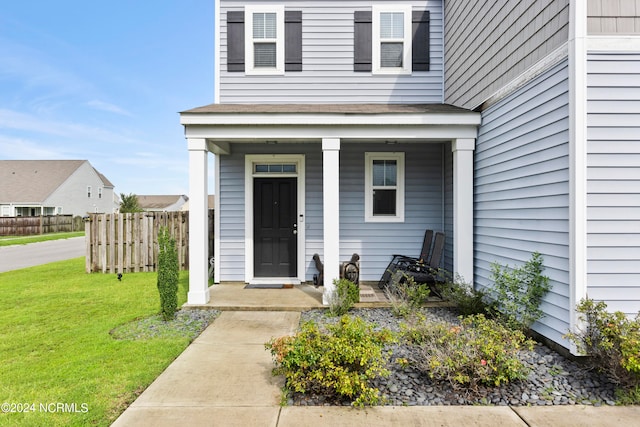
[{"x1": 481, "y1": 359, "x2": 487, "y2": 366}]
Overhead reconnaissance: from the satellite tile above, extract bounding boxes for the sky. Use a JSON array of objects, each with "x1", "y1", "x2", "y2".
[{"x1": 0, "y1": 1, "x2": 215, "y2": 196}]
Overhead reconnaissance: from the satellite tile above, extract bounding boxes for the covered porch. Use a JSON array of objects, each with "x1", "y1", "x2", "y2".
[{"x1": 180, "y1": 104, "x2": 480, "y2": 305}]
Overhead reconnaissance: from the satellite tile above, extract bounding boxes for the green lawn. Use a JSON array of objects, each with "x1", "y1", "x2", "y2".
[
  {"x1": 0, "y1": 232, "x2": 85, "y2": 247},
  {"x1": 0, "y1": 258, "x2": 191, "y2": 426}
]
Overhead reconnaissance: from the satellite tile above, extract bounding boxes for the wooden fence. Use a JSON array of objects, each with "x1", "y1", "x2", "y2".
[
  {"x1": 85, "y1": 210, "x2": 214, "y2": 274},
  {"x1": 0, "y1": 215, "x2": 82, "y2": 236}
]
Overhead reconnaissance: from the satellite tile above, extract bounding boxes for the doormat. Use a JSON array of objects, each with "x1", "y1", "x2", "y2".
[
  {"x1": 244, "y1": 284, "x2": 284, "y2": 289},
  {"x1": 359, "y1": 286, "x2": 379, "y2": 303}
]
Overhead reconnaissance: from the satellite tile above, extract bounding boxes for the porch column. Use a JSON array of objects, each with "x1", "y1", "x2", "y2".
[
  {"x1": 322, "y1": 138, "x2": 340, "y2": 304},
  {"x1": 187, "y1": 138, "x2": 210, "y2": 305},
  {"x1": 452, "y1": 138, "x2": 475, "y2": 284}
]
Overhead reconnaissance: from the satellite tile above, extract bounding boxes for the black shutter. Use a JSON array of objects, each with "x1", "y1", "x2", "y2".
[
  {"x1": 285, "y1": 11, "x2": 302, "y2": 71},
  {"x1": 354, "y1": 11, "x2": 372, "y2": 72},
  {"x1": 412, "y1": 10, "x2": 430, "y2": 71},
  {"x1": 227, "y1": 11, "x2": 245, "y2": 72}
]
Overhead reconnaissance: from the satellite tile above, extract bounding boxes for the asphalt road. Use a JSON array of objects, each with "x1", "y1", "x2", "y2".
[{"x1": 0, "y1": 237, "x2": 85, "y2": 273}]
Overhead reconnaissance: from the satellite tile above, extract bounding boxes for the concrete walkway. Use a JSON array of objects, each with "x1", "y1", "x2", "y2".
[{"x1": 112, "y1": 286, "x2": 640, "y2": 426}]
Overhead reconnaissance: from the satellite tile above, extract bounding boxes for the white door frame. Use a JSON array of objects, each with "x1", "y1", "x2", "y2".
[{"x1": 244, "y1": 154, "x2": 306, "y2": 284}]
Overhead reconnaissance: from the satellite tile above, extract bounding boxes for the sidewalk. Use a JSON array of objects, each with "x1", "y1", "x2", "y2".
[{"x1": 112, "y1": 285, "x2": 639, "y2": 426}]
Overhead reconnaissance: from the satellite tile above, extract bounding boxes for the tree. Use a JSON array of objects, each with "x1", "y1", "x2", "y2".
[{"x1": 119, "y1": 193, "x2": 143, "y2": 213}]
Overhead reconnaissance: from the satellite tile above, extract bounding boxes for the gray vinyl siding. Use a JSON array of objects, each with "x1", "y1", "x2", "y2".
[
  {"x1": 586, "y1": 52, "x2": 640, "y2": 315},
  {"x1": 339, "y1": 143, "x2": 448, "y2": 281},
  {"x1": 474, "y1": 59, "x2": 571, "y2": 346},
  {"x1": 219, "y1": 0, "x2": 444, "y2": 104},
  {"x1": 217, "y1": 142, "x2": 450, "y2": 282},
  {"x1": 588, "y1": 0, "x2": 640, "y2": 34},
  {"x1": 444, "y1": 0, "x2": 569, "y2": 110}
]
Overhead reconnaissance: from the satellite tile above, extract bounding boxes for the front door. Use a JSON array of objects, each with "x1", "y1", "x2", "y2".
[{"x1": 253, "y1": 178, "x2": 297, "y2": 277}]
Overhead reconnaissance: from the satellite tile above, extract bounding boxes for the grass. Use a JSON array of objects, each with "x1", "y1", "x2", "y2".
[
  {"x1": 0, "y1": 257, "x2": 193, "y2": 426},
  {"x1": 0, "y1": 232, "x2": 84, "y2": 247}
]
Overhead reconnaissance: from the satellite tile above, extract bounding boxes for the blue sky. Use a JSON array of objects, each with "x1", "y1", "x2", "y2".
[{"x1": 0, "y1": 1, "x2": 215, "y2": 196}]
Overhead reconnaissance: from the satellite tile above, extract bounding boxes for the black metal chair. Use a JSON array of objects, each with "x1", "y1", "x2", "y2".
[
  {"x1": 377, "y1": 229, "x2": 434, "y2": 289},
  {"x1": 402, "y1": 231, "x2": 445, "y2": 293}
]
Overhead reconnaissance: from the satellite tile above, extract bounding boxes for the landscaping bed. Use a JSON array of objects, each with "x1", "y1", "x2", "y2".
[{"x1": 292, "y1": 307, "x2": 617, "y2": 407}]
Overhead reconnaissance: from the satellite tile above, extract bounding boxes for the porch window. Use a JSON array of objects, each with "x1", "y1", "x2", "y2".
[
  {"x1": 245, "y1": 5, "x2": 285, "y2": 74},
  {"x1": 365, "y1": 152, "x2": 404, "y2": 222}
]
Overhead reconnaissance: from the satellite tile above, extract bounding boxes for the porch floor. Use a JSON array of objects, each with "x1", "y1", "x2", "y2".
[{"x1": 183, "y1": 282, "x2": 453, "y2": 311}]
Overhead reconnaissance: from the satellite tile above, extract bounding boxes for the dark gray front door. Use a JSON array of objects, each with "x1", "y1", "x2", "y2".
[{"x1": 253, "y1": 178, "x2": 297, "y2": 277}]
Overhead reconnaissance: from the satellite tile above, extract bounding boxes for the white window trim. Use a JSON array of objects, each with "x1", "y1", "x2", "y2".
[
  {"x1": 87, "y1": 186, "x2": 92, "y2": 198},
  {"x1": 372, "y1": 4, "x2": 412, "y2": 75},
  {"x1": 245, "y1": 5, "x2": 285, "y2": 75},
  {"x1": 365, "y1": 152, "x2": 405, "y2": 222}
]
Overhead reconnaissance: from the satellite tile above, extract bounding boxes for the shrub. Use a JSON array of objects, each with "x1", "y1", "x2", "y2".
[
  {"x1": 403, "y1": 314, "x2": 533, "y2": 390},
  {"x1": 157, "y1": 227, "x2": 179, "y2": 321},
  {"x1": 327, "y1": 278, "x2": 359, "y2": 316},
  {"x1": 439, "y1": 272, "x2": 493, "y2": 316},
  {"x1": 266, "y1": 316, "x2": 394, "y2": 406},
  {"x1": 565, "y1": 298, "x2": 640, "y2": 391},
  {"x1": 489, "y1": 251, "x2": 551, "y2": 330},
  {"x1": 384, "y1": 272, "x2": 430, "y2": 318}
]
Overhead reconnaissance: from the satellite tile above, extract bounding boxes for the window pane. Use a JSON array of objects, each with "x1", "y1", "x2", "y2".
[
  {"x1": 254, "y1": 43, "x2": 276, "y2": 67},
  {"x1": 372, "y1": 160, "x2": 397, "y2": 186},
  {"x1": 253, "y1": 13, "x2": 276, "y2": 39},
  {"x1": 373, "y1": 189, "x2": 396, "y2": 215},
  {"x1": 380, "y1": 12, "x2": 404, "y2": 38},
  {"x1": 381, "y1": 42, "x2": 403, "y2": 67}
]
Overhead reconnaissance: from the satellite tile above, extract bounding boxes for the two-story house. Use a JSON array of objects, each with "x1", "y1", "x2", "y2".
[
  {"x1": 0, "y1": 160, "x2": 118, "y2": 217},
  {"x1": 181, "y1": 0, "x2": 640, "y2": 353}
]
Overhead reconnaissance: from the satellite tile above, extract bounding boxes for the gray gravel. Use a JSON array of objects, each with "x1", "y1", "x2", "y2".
[
  {"x1": 297, "y1": 308, "x2": 617, "y2": 407},
  {"x1": 110, "y1": 309, "x2": 220, "y2": 341}
]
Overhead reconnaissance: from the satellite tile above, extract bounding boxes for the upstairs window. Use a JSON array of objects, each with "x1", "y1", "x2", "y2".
[
  {"x1": 87, "y1": 186, "x2": 92, "y2": 198},
  {"x1": 373, "y1": 6, "x2": 411, "y2": 73},
  {"x1": 98, "y1": 187, "x2": 103, "y2": 199},
  {"x1": 354, "y1": 7, "x2": 430, "y2": 73},
  {"x1": 227, "y1": 7, "x2": 302, "y2": 74},
  {"x1": 248, "y1": 8, "x2": 282, "y2": 72},
  {"x1": 365, "y1": 152, "x2": 405, "y2": 222}
]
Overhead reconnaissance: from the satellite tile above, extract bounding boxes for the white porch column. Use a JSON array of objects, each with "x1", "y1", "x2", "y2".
[
  {"x1": 452, "y1": 138, "x2": 475, "y2": 284},
  {"x1": 322, "y1": 138, "x2": 340, "y2": 304},
  {"x1": 187, "y1": 138, "x2": 210, "y2": 305}
]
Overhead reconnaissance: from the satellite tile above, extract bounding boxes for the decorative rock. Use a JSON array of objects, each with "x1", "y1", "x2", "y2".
[{"x1": 297, "y1": 308, "x2": 617, "y2": 408}]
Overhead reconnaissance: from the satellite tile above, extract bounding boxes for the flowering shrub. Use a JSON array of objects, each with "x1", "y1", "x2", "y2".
[
  {"x1": 403, "y1": 314, "x2": 533, "y2": 390},
  {"x1": 565, "y1": 298, "x2": 640, "y2": 391},
  {"x1": 265, "y1": 315, "x2": 394, "y2": 406}
]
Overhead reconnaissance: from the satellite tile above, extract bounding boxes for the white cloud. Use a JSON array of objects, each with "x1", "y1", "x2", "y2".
[
  {"x1": 0, "y1": 135, "x2": 66, "y2": 159},
  {"x1": 87, "y1": 100, "x2": 133, "y2": 117}
]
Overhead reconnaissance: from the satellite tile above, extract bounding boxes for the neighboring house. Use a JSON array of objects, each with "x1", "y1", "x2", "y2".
[
  {"x1": 180, "y1": 195, "x2": 216, "y2": 212},
  {"x1": 181, "y1": 0, "x2": 640, "y2": 353},
  {"x1": 137, "y1": 195, "x2": 189, "y2": 212},
  {"x1": 0, "y1": 160, "x2": 117, "y2": 217}
]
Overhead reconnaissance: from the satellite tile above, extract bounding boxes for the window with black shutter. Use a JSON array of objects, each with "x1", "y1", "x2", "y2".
[
  {"x1": 354, "y1": 7, "x2": 430, "y2": 74},
  {"x1": 226, "y1": 8, "x2": 302, "y2": 73}
]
